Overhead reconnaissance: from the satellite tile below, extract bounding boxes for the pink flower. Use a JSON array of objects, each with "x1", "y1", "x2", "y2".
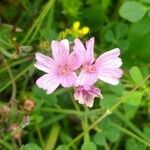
[
  {"x1": 35, "y1": 39, "x2": 81, "y2": 94},
  {"x1": 74, "y1": 38, "x2": 123, "y2": 86},
  {"x1": 74, "y1": 85, "x2": 103, "y2": 107}
]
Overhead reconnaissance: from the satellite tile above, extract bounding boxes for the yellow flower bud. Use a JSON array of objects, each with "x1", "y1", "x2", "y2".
[
  {"x1": 73, "y1": 21, "x2": 80, "y2": 31},
  {"x1": 81, "y1": 26, "x2": 90, "y2": 35}
]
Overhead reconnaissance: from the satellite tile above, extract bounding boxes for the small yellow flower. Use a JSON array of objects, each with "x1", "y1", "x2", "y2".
[
  {"x1": 72, "y1": 21, "x2": 80, "y2": 31},
  {"x1": 81, "y1": 26, "x2": 90, "y2": 35}
]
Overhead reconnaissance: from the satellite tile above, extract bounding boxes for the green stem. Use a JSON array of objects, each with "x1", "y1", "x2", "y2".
[
  {"x1": 4, "y1": 58, "x2": 17, "y2": 106},
  {"x1": 35, "y1": 123, "x2": 45, "y2": 149},
  {"x1": 115, "y1": 111, "x2": 150, "y2": 143},
  {"x1": 112, "y1": 122, "x2": 150, "y2": 146},
  {"x1": 67, "y1": 74, "x2": 150, "y2": 147},
  {"x1": 83, "y1": 107, "x2": 89, "y2": 142},
  {"x1": 42, "y1": 108, "x2": 103, "y2": 116},
  {"x1": 0, "y1": 57, "x2": 31, "y2": 74},
  {"x1": 0, "y1": 63, "x2": 33, "y2": 92},
  {"x1": 21, "y1": 0, "x2": 55, "y2": 44}
]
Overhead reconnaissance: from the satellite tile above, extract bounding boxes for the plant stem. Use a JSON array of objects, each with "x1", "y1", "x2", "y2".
[
  {"x1": 4, "y1": 58, "x2": 16, "y2": 106},
  {"x1": 0, "y1": 63, "x2": 33, "y2": 92},
  {"x1": 42, "y1": 108, "x2": 104, "y2": 116},
  {"x1": 112, "y1": 122, "x2": 150, "y2": 146},
  {"x1": 21, "y1": 0, "x2": 55, "y2": 44},
  {"x1": 35, "y1": 123, "x2": 45, "y2": 149},
  {"x1": 67, "y1": 74, "x2": 150, "y2": 147},
  {"x1": 115, "y1": 111, "x2": 150, "y2": 143}
]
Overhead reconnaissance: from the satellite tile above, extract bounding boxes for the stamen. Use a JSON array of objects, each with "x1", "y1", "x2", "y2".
[
  {"x1": 82, "y1": 64, "x2": 96, "y2": 73},
  {"x1": 58, "y1": 65, "x2": 71, "y2": 76}
]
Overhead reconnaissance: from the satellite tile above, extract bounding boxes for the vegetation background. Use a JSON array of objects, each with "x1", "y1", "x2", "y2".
[{"x1": 0, "y1": 0, "x2": 150, "y2": 150}]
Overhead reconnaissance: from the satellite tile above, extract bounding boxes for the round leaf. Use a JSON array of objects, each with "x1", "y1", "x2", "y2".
[
  {"x1": 119, "y1": 1, "x2": 147, "y2": 22},
  {"x1": 20, "y1": 143, "x2": 41, "y2": 150},
  {"x1": 81, "y1": 142, "x2": 97, "y2": 150}
]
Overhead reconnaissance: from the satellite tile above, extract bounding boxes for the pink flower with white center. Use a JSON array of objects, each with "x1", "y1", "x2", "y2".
[
  {"x1": 74, "y1": 85, "x2": 103, "y2": 108},
  {"x1": 35, "y1": 39, "x2": 81, "y2": 94},
  {"x1": 74, "y1": 38, "x2": 123, "y2": 86}
]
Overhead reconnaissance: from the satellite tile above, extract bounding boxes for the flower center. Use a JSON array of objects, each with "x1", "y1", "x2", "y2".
[
  {"x1": 58, "y1": 65, "x2": 71, "y2": 76},
  {"x1": 82, "y1": 64, "x2": 96, "y2": 73}
]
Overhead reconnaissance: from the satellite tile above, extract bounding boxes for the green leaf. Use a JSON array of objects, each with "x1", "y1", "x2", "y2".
[
  {"x1": 81, "y1": 142, "x2": 97, "y2": 150},
  {"x1": 100, "y1": 95, "x2": 118, "y2": 109},
  {"x1": 129, "y1": 66, "x2": 144, "y2": 84},
  {"x1": 115, "y1": 22, "x2": 128, "y2": 39},
  {"x1": 93, "y1": 132, "x2": 106, "y2": 146},
  {"x1": 143, "y1": 125, "x2": 150, "y2": 139},
  {"x1": 123, "y1": 103, "x2": 139, "y2": 119},
  {"x1": 20, "y1": 143, "x2": 42, "y2": 150},
  {"x1": 125, "y1": 138, "x2": 146, "y2": 150},
  {"x1": 104, "y1": 30, "x2": 115, "y2": 42},
  {"x1": 117, "y1": 39, "x2": 129, "y2": 51},
  {"x1": 108, "y1": 83, "x2": 124, "y2": 96},
  {"x1": 105, "y1": 127, "x2": 120, "y2": 142},
  {"x1": 128, "y1": 18, "x2": 150, "y2": 61},
  {"x1": 32, "y1": 86, "x2": 58, "y2": 106},
  {"x1": 119, "y1": 1, "x2": 147, "y2": 22},
  {"x1": 56, "y1": 145, "x2": 69, "y2": 150},
  {"x1": 123, "y1": 92, "x2": 142, "y2": 106}
]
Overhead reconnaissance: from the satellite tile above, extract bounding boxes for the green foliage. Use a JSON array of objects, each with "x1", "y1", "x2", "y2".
[
  {"x1": 93, "y1": 132, "x2": 106, "y2": 146},
  {"x1": 81, "y1": 142, "x2": 97, "y2": 150},
  {"x1": 0, "y1": 0, "x2": 150, "y2": 150},
  {"x1": 123, "y1": 92, "x2": 142, "y2": 106},
  {"x1": 119, "y1": 1, "x2": 147, "y2": 22},
  {"x1": 125, "y1": 138, "x2": 146, "y2": 150},
  {"x1": 20, "y1": 143, "x2": 42, "y2": 150},
  {"x1": 130, "y1": 66, "x2": 144, "y2": 84},
  {"x1": 56, "y1": 145, "x2": 69, "y2": 150}
]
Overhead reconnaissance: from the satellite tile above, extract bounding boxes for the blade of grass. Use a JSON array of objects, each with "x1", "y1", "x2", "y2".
[
  {"x1": 21, "y1": 0, "x2": 55, "y2": 44},
  {"x1": 0, "y1": 57, "x2": 31, "y2": 74},
  {"x1": 115, "y1": 111, "x2": 150, "y2": 143},
  {"x1": 45, "y1": 123, "x2": 60, "y2": 150},
  {"x1": 0, "y1": 63, "x2": 33, "y2": 92},
  {"x1": 112, "y1": 122, "x2": 150, "y2": 146}
]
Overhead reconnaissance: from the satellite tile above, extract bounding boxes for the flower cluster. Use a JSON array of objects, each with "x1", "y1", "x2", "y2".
[{"x1": 35, "y1": 38, "x2": 123, "y2": 107}]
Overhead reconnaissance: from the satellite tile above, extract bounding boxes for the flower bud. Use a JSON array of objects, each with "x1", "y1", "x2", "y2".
[{"x1": 24, "y1": 99, "x2": 35, "y2": 112}]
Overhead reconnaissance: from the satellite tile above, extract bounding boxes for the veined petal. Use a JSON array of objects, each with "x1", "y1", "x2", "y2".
[
  {"x1": 36, "y1": 73, "x2": 60, "y2": 94},
  {"x1": 60, "y1": 72, "x2": 77, "y2": 87},
  {"x1": 69, "y1": 52, "x2": 82, "y2": 70},
  {"x1": 95, "y1": 48, "x2": 123, "y2": 85},
  {"x1": 35, "y1": 53, "x2": 56, "y2": 73},
  {"x1": 85, "y1": 37, "x2": 95, "y2": 63},
  {"x1": 73, "y1": 39, "x2": 86, "y2": 63},
  {"x1": 84, "y1": 97, "x2": 94, "y2": 108},
  {"x1": 74, "y1": 91, "x2": 84, "y2": 104},
  {"x1": 96, "y1": 48, "x2": 120, "y2": 65},
  {"x1": 51, "y1": 40, "x2": 69, "y2": 65},
  {"x1": 60, "y1": 39, "x2": 69, "y2": 52},
  {"x1": 76, "y1": 72, "x2": 98, "y2": 86},
  {"x1": 98, "y1": 68, "x2": 123, "y2": 85}
]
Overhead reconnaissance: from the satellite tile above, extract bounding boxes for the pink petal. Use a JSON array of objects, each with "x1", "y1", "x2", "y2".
[
  {"x1": 85, "y1": 37, "x2": 95, "y2": 63},
  {"x1": 73, "y1": 39, "x2": 86, "y2": 63},
  {"x1": 98, "y1": 68, "x2": 123, "y2": 85},
  {"x1": 74, "y1": 91, "x2": 84, "y2": 104},
  {"x1": 60, "y1": 72, "x2": 77, "y2": 87},
  {"x1": 76, "y1": 72, "x2": 98, "y2": 86},
  {"x1": 96, "y1": 48, "x2": 120, "y2": 65},
  {"x1": 34, "y1": 53, "x2": 56, "y2": 73},
  {"x1": 84, "y1": 97, "x2": 94, "y2": 108},
  {"x1": 60, "y1": 39, "x2": 69, "y2": 51},
  {"x1": 69, "y1": 52, "x2": 82, "y2": 70},
  {"x1": 36, "y1": 74, "x2": 60, "y2": 94},
  {"x1": 95, "y1": 48, "x2": 123, "y2": 85},
  {"x1": 51, "y1": 40, "x2": 69, "y2": 65}
]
